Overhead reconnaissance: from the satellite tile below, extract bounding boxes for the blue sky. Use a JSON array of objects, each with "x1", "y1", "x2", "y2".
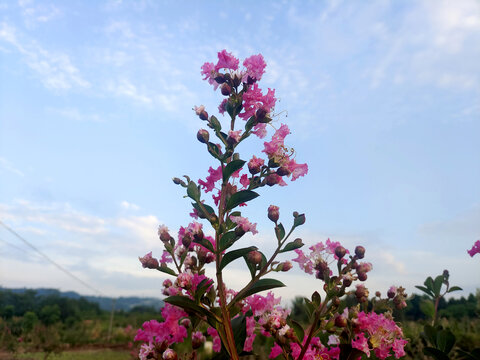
[{"x1": 0, "y1": 0, "x2": 479, "y2": 302}]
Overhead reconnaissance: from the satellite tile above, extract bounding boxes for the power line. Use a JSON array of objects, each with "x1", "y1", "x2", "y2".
[{"x1": 0, "y1": 220, "x2": 104, "y2": 296}]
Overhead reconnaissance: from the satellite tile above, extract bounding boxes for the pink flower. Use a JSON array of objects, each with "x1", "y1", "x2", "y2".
[
  {"x1": 159, "y1": 250, "x2": 172, "y2": 265},
  {"x1": 207, "y1": 327, "x2": 221, "y2": 352},
  {"x1": 468, "y1": 240, "x2": 480, "y2": 257},
  {"x1": 240, "y1": 84, "x2": 277, "y2": 120},
  {"x1": 240, "y1": 174, "x2": 250, "y2": 188},
  {"x1": 138, "y1": 252, "x2": 159, "y2": 269},
  {"x1": 269, "y1": 343, "x2": 283, "y2": 358},
  {"x1": 252, "y1": 123, "x2": 267, "y2": 138},
  {"x1": 248, "y1": 155, "x2": 265, "y2": 174},
  {"x1": 243, "y1": 54, "x2": 266, "y2": 81},
  {"x1": 200, "y1": 62, "x2": 218, "y2": 89},
  {"x1": 218, "y1": 98, "x2": 227, "y2": 114},
  {"x1": 227, "y1": 129, "x2": 242, "y2": 144},
  {"x1": 244, "y1": 316, "x2": 256, "y2": 352},
  {"x1": 215, "y1": 49, "x2": 239, "y2": 72},
  {"x1": 198, "y1": 166, "x2": 222, "y2": 193},
  {"x1": 229, "y1": 215, "x2": 258, "y2": 235}
]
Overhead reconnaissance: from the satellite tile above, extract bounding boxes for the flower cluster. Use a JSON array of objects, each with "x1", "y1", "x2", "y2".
[
  {"x1": 134, "y1": 50, "x2": 408, "y2": 360},
  {"x1": 468, "y1": 240, "x2": 480, "y2": 257}
]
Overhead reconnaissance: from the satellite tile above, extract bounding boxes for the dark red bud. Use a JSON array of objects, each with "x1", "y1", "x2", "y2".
[
  {"x1": 197, "y1": 129, "x2": 210, "y2": 144},
  {"x1": 335, "y1": 246, "x2": 347, "y2": 259},
  {"x1": 355, "y1": 246, "x2": 366, "y2": 259},
  {"x1": 221, "y1": 83, "x2": 231, "y2": 96}
]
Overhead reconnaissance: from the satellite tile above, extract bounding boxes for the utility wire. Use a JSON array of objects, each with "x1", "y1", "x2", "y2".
[{"x1": 0, "y1": 219, "x2": 104, "y2": 296}]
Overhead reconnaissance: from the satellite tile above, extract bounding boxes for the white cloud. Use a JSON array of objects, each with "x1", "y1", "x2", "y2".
[
  {"x1": 47, "y1": 107, "x2": 103, "y2": 122},
  {"x1": 120, "y1": 201, "x2": 140, "y2": 211},
  {"x1": 0, "y1": 22, "x2": 90, "y2": 90},
  {"x1": 0, "y1": 157, "x2": 24, "y2": 177},
  {"x1": 106, "y1": 78, "x2": 152, "y2": 104},
  {"x1": 18, "y1": 0, "x2": 62, "y2": 27}
]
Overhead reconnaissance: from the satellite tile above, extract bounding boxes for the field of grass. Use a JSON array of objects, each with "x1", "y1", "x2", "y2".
[{"x1": 11, "y1": 349, "x2": 131, "y2": 360}]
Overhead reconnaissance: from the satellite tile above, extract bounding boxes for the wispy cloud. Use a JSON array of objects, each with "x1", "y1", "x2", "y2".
[
  {"x1": 0, "y1": 157, "x2": 24, "y2": 177},
  {"x1": 0, "y1": 22, "x2": 90, "y2": 90},
  {"x1": 47, "y1": 107, "x2": 104, "y2": 122},
  {"x1": 18, "y1": 0, "x2": 62, "y2": 28}
]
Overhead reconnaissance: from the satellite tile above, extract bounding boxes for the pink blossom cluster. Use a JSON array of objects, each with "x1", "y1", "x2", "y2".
[
  {"x1": 262, "y1": 124, "x2": 308, "y2": 184},
  {"x1": 269, "y1": 337, "x2": 341, "y2": 360},
  {"x1": 352, "y1": 311, "x2": 407, "y2": 359},
  {"x1": 468, "y1": 240, "x2": 480, "y2": 257},
  {"x1": 134, "y1": 304, "x2": 188, "y2": 353},
  {"x1": 292, "y1": 239, "x2": 351, "y2": 275}
]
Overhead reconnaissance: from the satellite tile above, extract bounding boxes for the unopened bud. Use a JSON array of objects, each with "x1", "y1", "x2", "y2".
[
  {"x1": 247, "y1": 251, "x2": 262, "y2": 265},
  {"x1": 162, "y1": 349, "x2": 177, "y2": 360},
  {"x1": 265, "y1": 174, "x2": 280, "y2": 186},
  {"x1": 235, "y1": 226, "x2": 246, "y2": 237},
  {"x1": 256, "y1": 108, "x2": 267, "y2": 121},
  {"x1": 221, "y1": 83, "x2": 231, "y2": 96},
  {"x1": 354, "y1": 246, "x2": 365, "y2": 259},
  {"x1": 375, "y1": 291, "x2": 381, "y2": 298},
  {"x1": 172, "y1": 177, "x2": 186, "y2": 186},
  {"x1": 197, "y1": 129, "x2": 210, "y2": 143},
  {"x1": 335, "y1": 246, "x2": 347, "y2": 259},
  {"x1": 276, "y1": 167, "x2": 290, "y2": 176},
  {"x1": 268, "y1": 205, "x2": 280, "y2": 223},
  {"x1": 387, "y1": 286, "x2": 396, "y2": 299},
  {"x1": 276, "y1": 261, "x2": 292, "y2": 272},
  {"x1": 182, "y1": 233, "x2": 192, "y2": 248},
  {"x1": 180, "y1": 318, "x2": 191, "y2": 328},
  {"x1": 191, "y1": 331, "x2": 206, "y2": 349},
  {"x1": 357, "y1": 272, "x2": 368, "y2": 281},
  {"x1": 214, "y1": 74, "x2": 226, "y2": 84},
  {"x1": 335, "y1": 315, "x2": 347, "y2": 328}
]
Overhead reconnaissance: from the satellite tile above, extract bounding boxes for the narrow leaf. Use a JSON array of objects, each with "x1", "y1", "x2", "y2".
[
  {"x1": 415, "y1": 285, "x2": 435, "y2": 297},
  {"x1": 436, "y1": 329, "x2": 455, "y2": 354},
  {"x1": 220, "y1": 246, "x2": 257, "y2": 271},
  {"x1": 164, "y1": 295, "x2": 216, "y2": 326},
  {"x1": 275, "y1": 223, "x2": 285, "y2": 242},
  {"x1": 193, "y1": 237, "x2": 215, "y2": 253},
  {"x1": 423, "y1": 347, "x2": 450, "y2": 360},
  {"x1": 243, "y1": 255, "x2": 256, "y2": 279},
  {"x1": 187, "y1": 181, "x2": 200, "y2": 201},
  {"x1": 192, "y1": 202, "x2": 215, "y2": 218},
  {"x1": 238, "y1": 278, "x2": 285, "y2": 301},
  {"x1": 226, "y1": 190, "x2": 259, "y2": 211},
  {"x1": 447, "y1": 286, "x2": 463, "y2": 293},
  {"x1": 207, "y1": 142, "x2": 221, "y2": 159},
  {"x1": 219, "y1": 231, "x2": 238, "y2": 251},
  {"x1": 280, "y1": 239, "x2": 304, "y2": 253},
  {"x1": 433, "y1": 275, "x2": 444, "y2": 296},
  {"x1": 223, "y1": 160, "x2": 246, "y2": 182},
  {"x1": 157, "y1": 266, "x2": 176, "y2": 276},
  {"x1": 425, "y1": 276, "x2": 435, "y2": 291},
  {"x1": 291, "y1": 320, "x2": 304, "y2": 342}
]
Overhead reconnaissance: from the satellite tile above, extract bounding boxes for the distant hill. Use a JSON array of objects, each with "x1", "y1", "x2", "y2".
[{"x1": 0, "y1": 287, "x2": 164, "y2": 312}]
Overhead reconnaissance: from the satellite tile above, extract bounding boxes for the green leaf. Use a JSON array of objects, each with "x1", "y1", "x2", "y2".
[
  {"x1": 193, "y1": 237, "x2": 215, "y2": 253},
  {"x1": 194, "y1": 278, "x2": 214, "y2": 303},
  {"x1": 436, "y1": 329, "x2": 455, "y2": 354},
  {"x1": 433, "y1": 275, "x2": 444, "y2": 296},
  {"x1": 164, "y1": 295, "x2": 216, "y2": 326},
  {"x1": 291, "y1": 320, "x2": 304, "y2": 342},
  {"x1": 187, "y1": 181, "x2": 200, "y2": 201},
  {"x1": 223, "y1": 160, "x2": 246, "y2": 182},
  {"x1": 209, "y1": 115, "x2": 221, "y2": 132},
  {"x1": 245, "y1": 116, "x2": 256, "y2": 132},
  {"x1": 425, "y1": 276, "x2": 435, "y2": 291},
  {"x1": 447, "y1": 286, "x2": 463, "y2": 293},
  {"x1": 238, "y1": 278, "x2": 285, "y2": 301},
  {"x1": 423, "y1": 347, "x2": 450, "y2": 360},
  {"x1": 207, "y1": 142, "x2": 221, "y2": 159},
  {"x1": 416, "y1": 285, "x2": 435, "y2": 297},
  {"x1": 226, "y1": 211, "x2": 241, "y2": 230},
  {"x1": 420, "y1": 300, "x2": 435, "y2": 319},
  {"x1": 157, "y1": 266, "x2": 176, "y2": 276},
  {"x1": 231, "y1": 315, "x2": 247, "y2": 355},
  {"x1": 192, "y1": 202, "x2": 215, "y2": 218},
  {"x1": 275, "y1": 223, "x2": 285, "y2": 242},
  {"x1": 279, "y1": 239, "x2": 304, "y2": 253},
  {"x1": 293, "y1": 213, "x2": 306, "y2": 228},
  {"x1": 303, "y1": 297, "x2": 315, "y2": 319},
  {"x1": 424, "y1": 324, "x2": 438, "y2": 346},
  {"x1": 219, "y1": 231, "x2": 238, "y2": 251},
  {"x1": 243, "y1": 254, "x2": 256, "y2": 279},
  {"x1": 220, "y1": 246, "x2": 257, "y2": 271},
  {"x1": 226, "y1": 190, "x2": 259, "y2": 211}
]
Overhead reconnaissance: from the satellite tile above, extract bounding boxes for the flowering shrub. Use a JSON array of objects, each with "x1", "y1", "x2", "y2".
[{"x1": 135, "y1": 50, "x2": 408, "y2": 360}]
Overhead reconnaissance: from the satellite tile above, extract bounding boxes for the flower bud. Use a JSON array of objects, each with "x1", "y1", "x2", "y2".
[
  {"x1": 247, "y1": 75, "x2": 256, "y2": 85},
  {"x1": 235, "y1": 225, "x2": 246, "y2": 237},
  {"x1": 214, "y1": 74, "x2": 226, "y2": 84},
  {"x1": 191, "y1": 331, "x2": 206, "y2": 349},
  {"x1": 247, "y1": 250, "x2": 262, "y2": 265},
  {"x1": 265, "y1": 174, "x2": 280, "y2": 186},
  {"x1": 172, "y1": 177, "x2": 186, "y2": 186},
  {"x1": 335, "y1": 315, "x2": 347, "y2": 328},
  {"x1": 375, "y1": 291, "x2": 381, "y2": 298},
  {"x1": 256, "y1": 108, "x2": 267, "y2": 121},
  {"x1": 139, "y1": 252, "x2": 159, "y2": 269},
  {"x1": 276, "y1": 261, "x2": 292, "y2": 272},
  {"x1": 180, "y1": 318, "x2": 191, "y2": 328},
  {"x1": 162, "y1": 349, "x2": 178, "y2": 360},
  {"x1": 355, "y1": 284, "x2": 369, "y2": 302},
  {"x1": 357, "y1": 272, "x2": 368, "y2": 281},
  {"x1": 276, "y1": 167, "x2": 290, "y2": 176},
  {"x1": 197, "y1": 129, "x2": 210, "y2": 144},
  {"x1": 387, "y1": 286, "x2": 396, "y2": 299},
  {"x1": 221, "y1": 83, "x2": 231, "y2": 96},
  {"x1": 182, "y1": 233, "x2": 192, "y2": 248},
  {"x1": 163, "y1": 279, "x2": 172, "y2": 288},
  {"x1": 268, "y1": 205, "x2": 280, "y2": 223},
  {"x1": 354, "y1": 246, "x2": 365, "y2": 259},
  {"x1": 335, "y1": 246, "x2": 346, "y2": 259}
]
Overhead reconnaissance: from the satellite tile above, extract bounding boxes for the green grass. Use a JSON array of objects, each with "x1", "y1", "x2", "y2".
[{"x1": 15, "y1": 349, "x2": 131, "y2": 360}]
